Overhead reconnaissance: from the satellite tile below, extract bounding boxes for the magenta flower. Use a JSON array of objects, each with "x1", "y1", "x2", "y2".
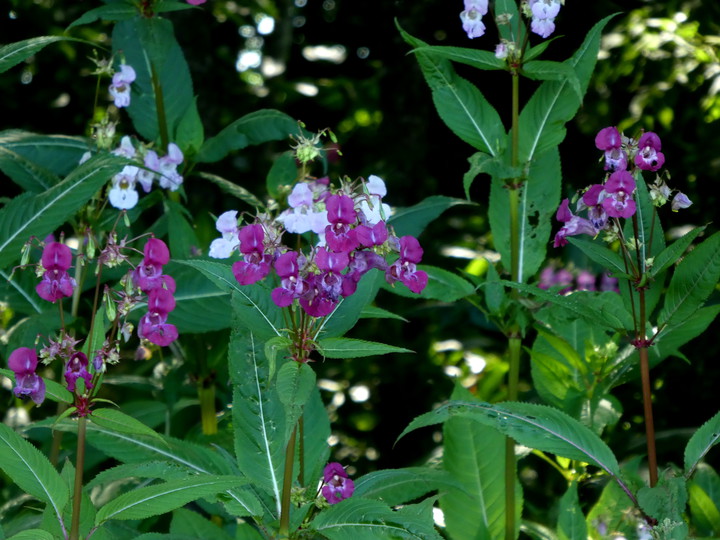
[
  {"x1": 355, "y1": 221, "x2": 388, "y2": 248},
  {"x1": 385, "y1": 236, "x2": 428, "y2": 294},
  {"x1": 634, "y1": 132, "x2": 665, "y2": 171},
  {"x1": 36, "y1": 242, "x2": 76, "y2": 303},
  {"x1": 271, "y1": 251, "x2": 309, "y2": 308},
  {"x1": 322, "y1": 462, "x2": 355, "y2": 504},
  {"x1": 133, "y1": 238, "x2": 171, "y2": 293},
  {"x1": 594, "y1": 126, "x2": 628, "y2": 171},
  {"x1": 233, "y1": 226, "x2": 272, "y2": 286},
  {"x1": 65, "y1": 352, "x2": 93, "y2": 393},
  {"x1": 553, "y1": 199, "x2": 597, "y2": 247},
  {"x1": 42, "y1": 242, "x2": 72, "y2": 271},
  {"x1": 8, "y1": 347, "x2": 46, "y2": 405},
  {"x1": 138, "y1": 288, "x2": 178, "y2": 346},
  {"x1": 601, "y1": 170, "x2": 636, "y2": 219}
]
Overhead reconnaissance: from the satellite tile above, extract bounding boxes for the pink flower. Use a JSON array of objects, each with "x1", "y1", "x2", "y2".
[
  {"x1": 634, "y1": 132, "x2": 665, "y2": 171},
  {"x1": 186, "y1": 0, "x2": 207, "y2": 4},
  {"x1": 64, "y1": 352, "x2": 93, "y2": 393},
  {"x1": 321, "y1": 462, "x2": 355, "y2": 504}
]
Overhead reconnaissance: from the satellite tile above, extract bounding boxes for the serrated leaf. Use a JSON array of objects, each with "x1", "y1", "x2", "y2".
[
  {"x1": 90, "y1": 408, "x2": 167, "y2": 444},
  {"x1": 398, "y1": 401, "x2": 624, "y2": 484},
  {"x1": 6, "y1": 530, "x2": 55, "y2": 540},
  {"x1": 316, "y1": 337, "x2": 412, "y2": 359},
  {"x1": 66, "y1": 4, "x2": 137, "y2": 29},
  {"x1": 229, "y1": 330, "x2": 284, "y2": 516},
  {"x1": 489, "y1": 147, "x2": 561, "y2": 282},
  {"x1": 0, "y1": 153, "x2": 126, "y2": 270},
  {"x1": 0, "y1": 130, "x2": 89, "y2": 177},
  {"x1": 649, "y1": 225, "x2": 705, "y2": 278},
  {"x1": 410, "y1": 45, "x2": 506, "y2": 71},
  {"x1": 196, "y1": 172, "x2": 265, "y2": 209},
  {"x1": 398, "y1": 22, "x2": 505, "y2": 156},
  {"x1": 0, "y1": 424, "x2": 69, "y2": 526},
  {"x1": 685, "y1": 410, "x2": 720, "y2": 477},
  {"x1": 359, "y1": 305, "x2": 408, "y2": 322},
  {"x1": 658, "y1": 231, "x2": 720, "y2": 330},
  {"x1": 0, "y1": 146, "x2": 60, "y2": 192},
  {"x1": 197, "y1": 110, "x2": 303, "y2": 163},
  {"x1": 522, "y1": 60, "x2": 582, "y2": 101},
  {"x1": 170, "y1": 508, "x2": 234, "y2": 540},
  {"x1": 354, "y1": 467, "x2": 463, "y2": 507},
  {"x1": 0, "y1": 37, "x2": 87, "y2": 74},
  {"x1": 567, "y1": 237, "x2": 627, "y2": 277},
  {"x1": 688, "y1": 464, "x2": 720, "y2": 536},
  {"x1": 276, "y1": 360, "x2": 315, "y2": 441},
  {"x1": 558, "y1": 482, "x2": 587, "y2": 540},
  {"x1": 95, "y1": 475, "x2": 243, "y2": 524},
  {"x1": 518, "y1": 15, "x2": 617, "y2": 163}
]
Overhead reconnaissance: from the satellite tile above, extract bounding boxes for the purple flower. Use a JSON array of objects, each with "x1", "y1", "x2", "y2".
[
  {"x1": 385, "y1": 236, "x2": 428, "y2": 294},
  {"x1": 36, "y1": 242, "x2": 76, "y2": 303},
  {"x1": 553, "y1": 199, "x2": 597, "y2": 247},
  {"x1": 65, "y1": 352, "x2": 93, "y2": 393},
  {"x1": 138, "y1": 288, "x2": 178, "y2": 347},
  {"x1": 109, "y1": 64, "x2": 136, "y2": 108},
  {"x1": 634, "y1": 132, "x2": 665, "y2": 171},
  {"x1": 8, "y1": 347, "x2": 46, "y2": 406},
  {"x1": 157, "y1": 143, "x2": 184, "y2": 191},
  {"x1": 601, "y1": 170, "x2": 636, "y2": 219},
  {"x1": 529, "y1": 0, "x2": 561, "y2": 39},
  {"x1": 576, "y1": 270, "x2": 597, "y2": 291},
  {"x1": 271, "y1": 251, "x2": 309, "y2": 308},
  {"x1": 355, "y1": 221, "x2": 388, "y2": 248},
  {"x1": 460, "y1": 0, "x2": 488, "y2": 39},
  {"x1": 322, "y1": 463, "x2": 355, "y2": 504},
  {"x1": 671, "y1": 192, "x2": 692, "y2": 211},
  {"x1": 42, "y1": 242, "x2": 72, "y2": 271},
  {"x1": 133, "y1": 238, "x2": 171, "y2": 293}
]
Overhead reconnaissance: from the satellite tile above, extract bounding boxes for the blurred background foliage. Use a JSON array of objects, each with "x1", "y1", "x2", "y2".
[{"x1": 2, "y1": 0, "x2": 720, "y2": 525}]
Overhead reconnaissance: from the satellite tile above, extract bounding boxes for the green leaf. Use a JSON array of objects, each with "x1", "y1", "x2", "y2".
[
  {"x1": 266, "y1": 150, "x2": 299, "y2": 199},
  {"x1": 522, "y1": 61, "x2": 581, "y2": 101},
  {"x1": 95, "y1": 475, "x2": 243, "y2": 524},
  {"x1": 398, "y1": 401, "x2": 624, "y2": 482},
  {"x1": 494, "y1": 0, "x2": 522, "y2": 44},
  {"x1": 0, "y1": 153, "x2": 126, "y2": 270},
  {"x1": 276, "y1": 360, "x2": 316, "y2": 441},
  {"x1": 359, "y1": 305, "x2": 408, "y2": 322},
  {"x1": 311, "y1": 497, "x2": 442, "y2": 540},
  {"x1": 685, "y1": 410, "x2": 720, "y2": 477},
  {"x1": 353, "y1": 467, "x2": 463, "y2": 507},
  {"x1": 518, "y1": 15, "x2": 617, "y2": 163},
  {"x1": 688, "y1": 464, "x2": 720, "y2": 537},
  {"x1": 165, "y1": 199, "x2": 200, "y2": 260},
  {"x1": 383, "y1": 264, "x2": 474, "y2": 302},
  {"x1": 112, "y1": 18, "x2": 195, "y2": 143},
  {"x1": 0, "y1": 37, "x2": 88, "y2": 74},
  {"x1": 637, "y1": 477, "x2": 688, "y2": 524},
  {"x1": 90, "y1": 408, "x2": 167, "y2": 444},
  {"x1": 317, "y1": 270, "x2": 384, "y2": 339},
  {"x1": 197, "y1": 110, "x2": 303, "y2": 163},
  {"x1": 196, "y1": 172, "x2": 265, "y2": 209},
  {"x1": 0, "y1": 424, "x2": 69, "y2": 526},
  {"x1": 658, "y1": 231, "x2": 720, "y2": 330},
  {"x1": 6, "y1": 531, "x2": 55, "y2": 540},
  {"x1": 170, "y1": 508, "x2": 234, "y2": 540},
  {"x1": 410, "y1": 45, "x2": 506, "y2": 71},
  {"x1": 316, "y1": 337, "x2": 412, "y2": 359},
  {"x1": 398, "y1": 22, "x2": 505, "y2": 156},
  {"x1": 649, "y1": 225, "x2": 705, "y2": 278},
  {"x1": 463, "y1": 152, "x2": 493, "y2": 199},
  {"x1": 66, "y1": 4, "x2": 137, "y2": 29},
  {"x1": 567, "y1": 237, "x2": 627, "y2": 277},
  {"x1": 174, "y1": 97, "x2": 205, "y2": 157},
  {"x1": 489, "y1": 147, "x2": 561, "y2": 282},
  {"x1": 174, "y1": 259, "x2": 283, "y2": 339},
  {"x1": 0, "y1": 146, "x2": 60, "y2": 192},
  {"x1": 557, "y1": 483, "x2": 587, "y2": 540},
  {"x1": 389, "y1": 195, "x2": 471, "y2": 238},
  {"x1": 0, "y1": 130, "x2": 89, "y2": 177},
  {"x1": 229, "y1": 330, "x2": 284, "y2": 516}
]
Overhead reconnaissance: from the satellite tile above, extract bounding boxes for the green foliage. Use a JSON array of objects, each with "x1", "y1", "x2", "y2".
[
  {"x1": 685, "y1": 410, "x2": 720, "y2": 478},
  {"x1": 315, "y1": 337, "x2": 412, "y2": 359}
]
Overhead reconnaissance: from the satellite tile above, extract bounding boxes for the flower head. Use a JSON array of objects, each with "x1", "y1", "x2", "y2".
[
  {"x1": 321, "y1": 462, "x2": 355, "y2": 504},
  {"x1": 634, "y1": 132, "x2": 665, "y2": 171},
  {"x1": 109, "y1": 64, "x2": 136, "y2": 108},
  {"x1": 460, "y1": 0, "x2": 488, "y2": 39},
  {"x1": 65, "y1": 352, "x2": 93, "y2": 393}
]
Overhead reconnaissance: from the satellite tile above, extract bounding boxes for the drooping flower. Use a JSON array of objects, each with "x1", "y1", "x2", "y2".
[
  {"x1": 601, "y1": 170, "x2": 637, "y2": 219},
  {"x1": 109, "y1": 64, "x2": 136, "y2": 108},
  {"x1": 36, "y1": 242, "x2": 76, "y2": 303},
  {"x1": 232, "y1": 224, "x2": 272, "y2": 285},
  {"x1": 209, "y1": 210, "x2": 241, "y2": 258},
  {"x1": 460, "y1": 0, "x2": 489, "y2": 39},
  {"x1": 133, "y1": 238, "x2": 171, "y2": 292},
  {"x1": 671, "y1": 192, "x2": 692, "y2": 212},
  {"x1": 64, "y1": 352, "x2": 93, "y2": 393},
  {"x1": 321, "y1": 462, "x2": 355, "y2": 505},
  {"x1": 634, "y1": 132, "x2": 665, "y2": 172},
  {"x1": 385, "y1": 236, "x2": 428, "y2": 294},
  {"x1": 553, "y1": 199, "x2": 598, "y2": 247},
  {"x1": 594, "y1": 126, "x2": 628, "y2": 171},
  {"x1": 157, "y1": 143, "x2": 184, "y2": 191},
  {"x1": 529, "y1": 0, "x2": 561, "y2": 39},
  {"x1": 138, "y1": 288, "x2": 178, "y2": 347},
  {"x1": 108, "y1": 165, "x2": 140, "y2": 210},
  {"x1": 8, "y1": 347, "x2": 46, "y2": 405}
]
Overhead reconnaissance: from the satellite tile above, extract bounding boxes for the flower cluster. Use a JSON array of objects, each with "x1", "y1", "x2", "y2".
[
  {"x1": 527, "y1": 0, "x2": 562, "y2": 39},
  {"x1": 460, "y1": 0, "x2": 488, "y2": 39},
  {"x1": 539, "y1": 265, "x2": 619, "y2": 294},
  {"x1": 8, "y1": 348, "x2": 45, "y2": 405},
  {"x1": 554, "y1": 127, "x2": 691, "y2": 248},
  {"x1": 133, "y1": 238, "x2": 178, "y2": 347},
  {"x1": 107, "y1": 136, "x2": 184, "y2": 210},
  {"x1": 210, "y1": 175, "x2": 428, "y2": 318},
  {"x1": 321, "y1": 462, "x2": 355, "y2": 505},
  {"x1": 36, "y1": 241, "x2": 76, "y2": 303},
  {"x1": 108, "y1": 63, "x2": 136, "y2": 108}
]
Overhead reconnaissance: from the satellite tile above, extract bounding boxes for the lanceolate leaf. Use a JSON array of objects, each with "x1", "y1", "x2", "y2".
[
  {"x1": 489, "y1": 147, "x2": 561, "y2": 282},
  {"x1": 649, "y1": 225, "x2": 706, "y2": 279},
  {"x1": 0, "y1": 153, "x2": 126, "y2": 270},
  {"x1": 196, "y1": 172, "x2": 265, "y2": 209},
  {"x1": 276, "y1": 360, "x2": 316, "y2": 441},
  {"x1": 518, "y1": 14, "x2": 616, "y2": 163},
  {"x1": 197, "y1": 109, "x2": 303, "y2": 163},
  {"x1": 0, "y1": 146, "x2": 60, "y2": 192},
  {"x1": 316, "y1": 337, "x2": 412, "y2": 359},
  {"x1": 398, "y1": 23, "x2": 505, "y2": 156},
  {"x1": 685, "y1": 410, "x2": 720, "y2": 478},
  {"x1": 0, "y1": 37, "x2": 88, "y2": 74},
  {"x1": 0, "y1": 424, "x2": 69, "y2": 527},
  {"x1": 90, "y1": 408, "x2": 167, "y2": 444},
  {"x1": 567, "y1": 237, "x2": 627, "y2": 277},
  {"x1": 389, "y1": 195, "x2": 472, "y2": 238},
  {"x1": 398, "y1": 401, "x2": 634, "y2": 503},
  {"x1": 657, "y1": 231, "x2": 720, "y2": 330},
  {"x1": 558, "y1": 483, "x2": 588, "y2": 540},
  {"x1": 95, "y1": 475, "x2": 243, "y2": 524},
  {"x1": 353, "y1": 467, "x2": 463, "y2": 507},
  {"x1": 409, "y1": 45, "x2": 506, "y2": 71},
  {"x1": 0, "y1": 130, "x2": 89, "y2": 177},
  {"x1": 230, "y1": 330, "x2": 285, "y2": 516}
]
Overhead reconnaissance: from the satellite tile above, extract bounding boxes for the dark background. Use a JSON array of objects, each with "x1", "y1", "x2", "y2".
[{"x1": 2, "y1": 0, "x2": 720, "y2": 527}]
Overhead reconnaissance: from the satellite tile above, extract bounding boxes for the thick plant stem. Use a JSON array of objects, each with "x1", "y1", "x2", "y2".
[
  {"x1": 279, "y1": 423, "x2": 298, "y2": 537},
  {"x1": 638, "y1": 288, "x2": 658, "y2": 486},
  {"x1": 69, "y1": 416, "x2": 87, "y2": 540},
  {"x1": 198, "y1": 383, "x2": 217, "y2": 435}
]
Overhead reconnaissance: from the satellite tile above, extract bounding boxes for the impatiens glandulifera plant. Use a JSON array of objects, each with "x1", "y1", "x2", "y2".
[{"x1": 398, "y1": 2, "x2": 720, "y2": 539}]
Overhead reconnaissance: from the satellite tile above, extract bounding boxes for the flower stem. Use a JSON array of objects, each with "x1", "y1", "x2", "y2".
[
  {"x1": 637, "y1": 288, "x2": 658, "y2": 487},
  {"x1": 150, "y1": 62, "x2": 169, "y2": 151},
  {"x1": 69, "y1": 416, "x2": 87, "y2": 540},
  {"x1": 198, "y1": 382, "x2": 218, "y2": 435},
  {"x1": 279, "y1": 423, "x2": 297, "y2": 538}
]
